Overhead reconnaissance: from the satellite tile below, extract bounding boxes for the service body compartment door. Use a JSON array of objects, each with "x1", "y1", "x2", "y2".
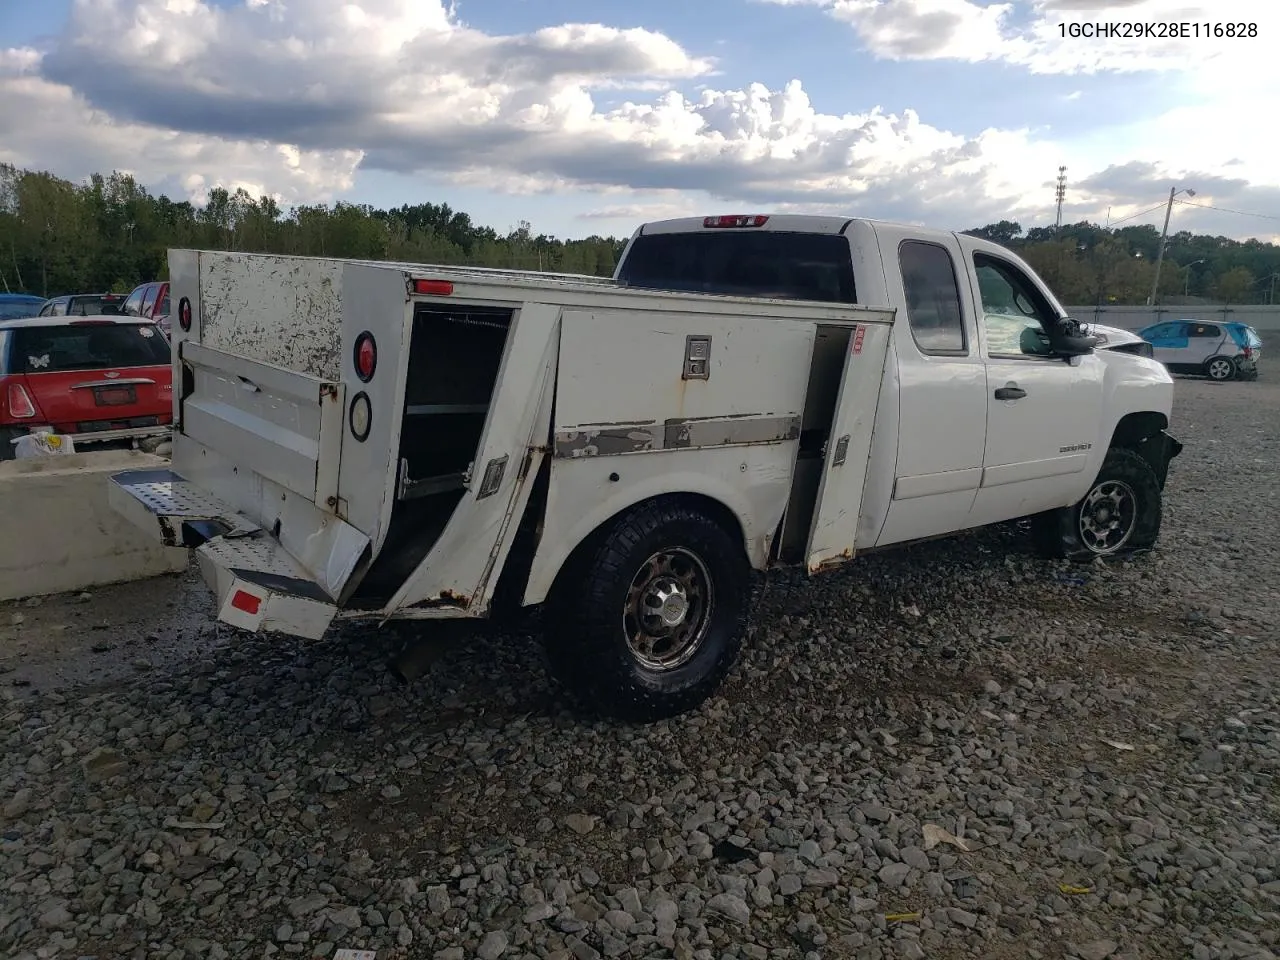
[
  {"x1": 387, "y1": 303, "x2": 562, "y2": 615},
  {"x1": 805, "y1": 321, "x2": 894, "y2": 573}
]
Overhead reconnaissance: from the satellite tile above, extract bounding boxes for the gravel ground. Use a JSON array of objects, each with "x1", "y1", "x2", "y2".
[{"x1": 1, "y1": 376, "x2": 1278, "y2": 960}]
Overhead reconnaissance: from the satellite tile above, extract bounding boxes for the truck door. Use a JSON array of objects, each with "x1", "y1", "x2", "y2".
[
  {"x1": 956, "y1": 239, "x2": 1105, "y2": 524},
  {"x1": 866, "y1": 224, "x2": 990, "y2": 547}
]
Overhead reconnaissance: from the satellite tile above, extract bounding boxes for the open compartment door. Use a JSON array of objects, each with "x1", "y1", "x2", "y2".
[
  {"x1": 383, "y1": 302, "x2": 561, "y2": 615},
  {"x1": 804, "y1": 321, "x2": 894, "y2": 573}
]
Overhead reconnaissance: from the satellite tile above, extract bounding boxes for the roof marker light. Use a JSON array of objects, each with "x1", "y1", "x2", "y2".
[
  {"x1": 412, "y1": 279, "x2": 454, "y2": 296},
  {"x1": 703, "y1": 215, "x2": 769, "y2": 228}
]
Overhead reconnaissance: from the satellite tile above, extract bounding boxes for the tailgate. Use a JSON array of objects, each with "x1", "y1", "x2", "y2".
[{"x1": 180, "y1": 340, "x2": 346, "y2": 507}]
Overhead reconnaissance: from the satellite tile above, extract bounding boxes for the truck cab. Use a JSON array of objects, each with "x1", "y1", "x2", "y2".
[{"x1": 615, "y1": 214, "x2": 1181, "y2": 557}]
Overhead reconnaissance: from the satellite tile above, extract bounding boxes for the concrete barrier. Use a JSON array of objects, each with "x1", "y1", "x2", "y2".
[{"x1": 0, "y1": 450, "x2": 187, "y2": 601}]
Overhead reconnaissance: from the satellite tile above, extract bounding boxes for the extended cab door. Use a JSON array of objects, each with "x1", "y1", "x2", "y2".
[
  {"x1": 866, "y1": 223, "x2": 989, "y2": 547},
  {"x1": 955, "y1": 236, "x2": 1105, "y2": 523}
]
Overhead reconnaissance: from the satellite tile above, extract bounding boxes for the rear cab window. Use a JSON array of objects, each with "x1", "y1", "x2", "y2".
[
  {"x1": 12, "y1": 324, "x2": 171, "y2": 374},
  {"x1": 899, "y1": 241, "x2": 967, "y2": 355},
  {"x1": 69, "y1": 296, "x2": 124, "y2": 317},
  {"x1": 616, "y1": 231, "x2": 857, "y2": 303}
]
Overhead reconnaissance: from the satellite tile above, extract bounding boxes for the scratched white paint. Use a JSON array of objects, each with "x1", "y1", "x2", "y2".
[{"x1": 199, "y1": 253, "x2": 344, "y2": 381}]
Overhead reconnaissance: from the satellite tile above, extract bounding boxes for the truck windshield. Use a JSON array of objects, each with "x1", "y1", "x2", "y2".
[{"x1": 617, "y1": 231, "x2": 857, "y2": 303}]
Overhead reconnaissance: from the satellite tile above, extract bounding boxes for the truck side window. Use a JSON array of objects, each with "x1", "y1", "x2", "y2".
[
  {"x1": 972, "y1": 253, "x2": 1057, "y2": 358},
  {"x1": 898, "y1": 241, "x2": 966, "y2": 355}
]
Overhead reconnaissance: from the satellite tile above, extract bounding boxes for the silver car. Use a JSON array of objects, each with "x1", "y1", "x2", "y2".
[{"x1": 1138, "y1": 319, "x2": 1262, "y2": 381}]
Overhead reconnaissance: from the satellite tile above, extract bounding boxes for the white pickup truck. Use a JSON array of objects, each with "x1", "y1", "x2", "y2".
[{"x1": 108, "y1": 215, "x2": 1181, "y2": 722}]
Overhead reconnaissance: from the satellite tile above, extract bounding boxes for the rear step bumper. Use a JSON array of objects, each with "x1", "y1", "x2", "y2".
[{"x1": 108, "y1": 469, "x2": 338, "y2": 640}]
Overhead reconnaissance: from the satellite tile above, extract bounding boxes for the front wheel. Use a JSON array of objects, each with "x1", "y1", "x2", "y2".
[
  {"x1": 544, "y1": 498, "x2": 751, "y2": 723},
  {"x1": 1030, "y1": 447, "x2": 1163, "y2": 561},
  {"x1": 1205, "y1": 356, "x2": 1236, "y2": 381}
]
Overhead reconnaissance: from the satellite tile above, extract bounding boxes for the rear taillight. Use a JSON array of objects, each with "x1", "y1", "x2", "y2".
[
  {"x1": 6, "y1": 382, "x2": 37, "y2": 419},
  {"x1": 353, "y1": 331, "x2": 377, "y2": 382},
  {"x1": 703, "y1": 215, "x2": 769, "y2": 228},
  {"x1": 1243, "y1": 347, "x2": 1254, "y2": 360},
  {"x1": 178, "y1": 297, "x2": 192, "y2": 332}
]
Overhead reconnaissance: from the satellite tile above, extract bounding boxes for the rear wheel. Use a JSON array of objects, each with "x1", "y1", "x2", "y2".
[
  {"x1": 1205, "y1": 356, "x2": 1236, "y2": 381},
  {"x1": 1030, "y1": 447, "x2": 1163, "y2": 561},
  {"x1": 545, "y1": 498, "x2": 751, "y2": 723}
]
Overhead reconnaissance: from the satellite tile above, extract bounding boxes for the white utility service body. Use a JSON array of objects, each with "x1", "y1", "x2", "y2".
[{"x1": 110, "y1": 251, "x2": 894, "y2": 635}]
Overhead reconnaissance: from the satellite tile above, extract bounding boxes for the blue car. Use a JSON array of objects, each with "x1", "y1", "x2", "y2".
[
  {"x1": 1138, "y1": 319, "x2": 1263, "y2": 382},
  {"x1": 0, "y1": 294, "x2": 46, "y2": 322}
]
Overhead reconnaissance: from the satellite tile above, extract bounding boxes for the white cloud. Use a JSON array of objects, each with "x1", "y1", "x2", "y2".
[
  {"x1": 0, "y1": 46, "x2": 363, "y2": 204},
  {"x1": 0, "y1": 0, "x2": 1274, "y2": 242},
  {"x1": 761, "y1": 0, "x2": 1280, "y2": 76}
]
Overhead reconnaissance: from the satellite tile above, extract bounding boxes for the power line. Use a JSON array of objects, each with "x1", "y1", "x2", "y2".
[
  {"x1": 1105, "y1": 201, "x2": 1171, "y2": 227},
  {"x1": 1174, "y1": 199, "x2": 1280, "y2": 222}
]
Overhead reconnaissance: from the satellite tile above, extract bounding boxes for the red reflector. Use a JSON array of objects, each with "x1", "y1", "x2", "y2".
[
  {"x1": 178, "y1": 297, "x2": 193, "y2": 332},
  {"x1": 412, "y1": 279, "x2": 454, "y2": 296},
  {"x1": 703, "y1": 215, "x2": 769, "y2": 228},
  {"x1": 1243, "y1": 347, "x2": 1254, "y2": 359},
  {"x1": 354, "y1": 333, "x2": 377, "y2": 381},
  {"x1": 230, "y1": 589, "x2": 261, "y2": 615},
  {"x1": 6, "y1": 383, "x2": 37, "y2": 419}
]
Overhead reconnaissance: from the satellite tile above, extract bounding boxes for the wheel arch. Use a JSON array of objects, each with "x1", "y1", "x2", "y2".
[
  {"x1": 534, "y1": 490, "x2": 749, "y2": 608},
  {"x1": 1108, "y1": 410, "x2": 1179, "y2": 490}
]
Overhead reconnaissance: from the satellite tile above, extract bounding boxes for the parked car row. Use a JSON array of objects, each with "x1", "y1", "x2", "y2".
[{"x1": 0, "y1": 281, "x2": 170, "y2": 329}]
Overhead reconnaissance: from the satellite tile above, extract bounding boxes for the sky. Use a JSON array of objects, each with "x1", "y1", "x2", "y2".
[{"x1": 1, "y1": 0, "x2": 1277, "y2": 243}]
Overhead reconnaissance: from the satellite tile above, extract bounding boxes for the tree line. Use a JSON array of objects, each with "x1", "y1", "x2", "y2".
[
  {"x1": 2, "y1": 163, "x2": 1277, "y2": 305},
  {"x1": 963, "y1": 219, "x2": 1280, "y2": 305},
  {"x1": 0, "y1": 164, "x2": 625, "y2": 297}
]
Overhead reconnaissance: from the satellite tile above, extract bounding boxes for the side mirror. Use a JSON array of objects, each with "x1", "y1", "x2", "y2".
[{"x1": 1049, "y1": 315, "x2": 1097, "y2": 357}]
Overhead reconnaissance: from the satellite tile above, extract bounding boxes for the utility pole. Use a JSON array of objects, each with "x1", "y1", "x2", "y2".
[
  {"x1": 1148, "y1": 185, "x2": 1195, "y2": 306},
  {"x1": 1055, "y1": 166, "x2": 1067, "y2": 231}
]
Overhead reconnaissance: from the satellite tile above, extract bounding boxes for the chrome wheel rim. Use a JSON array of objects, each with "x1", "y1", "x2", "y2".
[
  {"x1": 623, "y1": 547, "x2": 714, "y2": 671},
  {"x1": 1078, "y1": 479, "x2": 1138, "y2": 555},
  {"x1": 1208, "y1": 359, "x2": 1233, "y2": 380}
]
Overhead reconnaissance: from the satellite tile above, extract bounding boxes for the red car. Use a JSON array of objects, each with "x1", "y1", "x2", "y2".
[
  {"x1": 122, "y1": 281, "x2": 171, "y2": 336},
  {"x1": 0, "y1": 315, "x2": 173, "y2": 460}
]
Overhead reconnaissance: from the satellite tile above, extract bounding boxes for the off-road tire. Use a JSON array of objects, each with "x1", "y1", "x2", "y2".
[
  {"x1": 1030, "y1": 447, "x2": 1163, "y2": 561},
  {"x1": 545, "y1": 498, "x2": 751, "y2": 723}
]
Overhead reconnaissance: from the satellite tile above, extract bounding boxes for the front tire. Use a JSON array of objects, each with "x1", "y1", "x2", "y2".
[
  {"x1": 1205, "y1": 356, "x2": 1236, "y2": 381},
  {"x1": 545, "y1": 498, "x2": 751, "y2": 723},
  {"x1": 1030, "y1": 447, "x2": 1163, "y2": 561}
]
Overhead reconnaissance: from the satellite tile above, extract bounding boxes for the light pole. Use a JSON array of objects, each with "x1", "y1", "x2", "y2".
[
  {"x1": 1148, "y1": 186, "x2": 1195, "y2": 307},
  {"x1": 1184, "y1": 258, "x2": 1206, "y2": 298}
]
